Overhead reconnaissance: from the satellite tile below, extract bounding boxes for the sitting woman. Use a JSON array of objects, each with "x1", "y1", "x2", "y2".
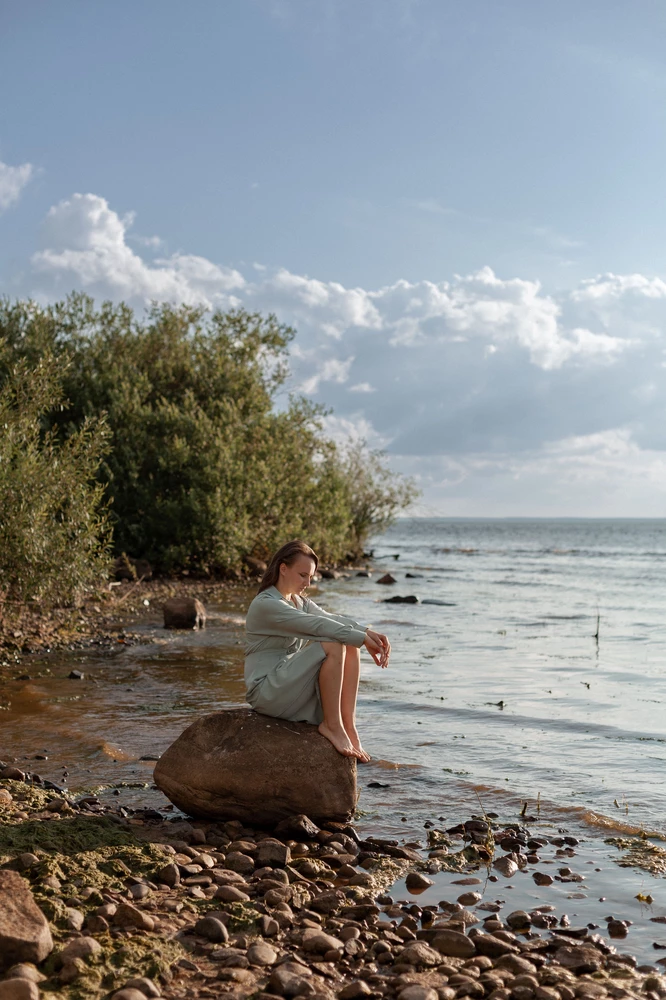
[{"x1": 244, "y1": 539, "x2": 391, "y2": 761}]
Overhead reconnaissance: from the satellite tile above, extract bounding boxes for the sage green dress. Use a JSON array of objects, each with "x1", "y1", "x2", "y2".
[{"x1": 244, "y1": 585, "x2": 367, "y2": 725}]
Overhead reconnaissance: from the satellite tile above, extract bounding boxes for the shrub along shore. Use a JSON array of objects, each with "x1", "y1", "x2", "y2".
[{"x1": 0, "y1": 294, "x2": 416, "y2": 648}]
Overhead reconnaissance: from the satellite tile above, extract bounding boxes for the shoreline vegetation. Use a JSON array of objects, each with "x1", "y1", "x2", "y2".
[{"x1": 0, "y1": 293, "x2": 417, "y2": 654}]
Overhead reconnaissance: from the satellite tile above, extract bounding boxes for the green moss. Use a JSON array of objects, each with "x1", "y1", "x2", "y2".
[
  {"x1": 607, "y1": 836, "x2": 666, "y2": 876},
  {"x1": 189, "y1": 897, "x2": 261, "y2": 930}
]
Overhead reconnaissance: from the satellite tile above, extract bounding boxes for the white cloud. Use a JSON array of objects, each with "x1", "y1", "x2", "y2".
[
  {"x1": 300, "y1": 355, "x2": 355, "y2": 394},
  {"x1": 0, "y1": 159, "x2": 34, "y2": 212},
  {"x1": 349, "y1": 382, "x2": 376, "y2": 393},
  {"x1": 32, "y1": 194, "x2": 245, "y2": 308}
]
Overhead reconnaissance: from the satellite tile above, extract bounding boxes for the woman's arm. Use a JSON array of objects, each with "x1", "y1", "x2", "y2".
[
  {"x1": 302, "y1": 597, "x2": 366, "y2": 631},
  {"x1": 246, "y1": 594, "x2": 367, "y2": 647}
]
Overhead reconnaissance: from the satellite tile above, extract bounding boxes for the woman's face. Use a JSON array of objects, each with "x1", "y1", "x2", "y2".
[{"x1": 279, "y1": 554, "x2": 316, "y2": 594}]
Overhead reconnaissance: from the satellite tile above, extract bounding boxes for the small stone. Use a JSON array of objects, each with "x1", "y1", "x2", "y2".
[
  {"x1": 398, "y1": 941, "x2": 442, "y2": 967},
  {"x1": 129, "y1": 884, "x2": 150, "y2": 900},
  {"x1": 247, "y1": 941, "x2": 278, "y2": 966},
  {"x1": 0, "y1": 870, "x2": 54, "y2": 970},
  {"x1": 432, "y1": 930, "x2": 476, "y2": 959},
  {"x1": 16, "y1": 855, "x2": 40, "y2": 871},
  {"x1": 215, "y1": 884, "x2": 250, "y2": 902},
  {"x1": 532, "y1": 872, "x2": 553, "y2": 886},
  {"x1": 506, "y1": 910, "x2": 531, "y2": 930},
  {"x1": 473, "y1": 934, "x2": 518, "y2": 958},
  {"x1": 68, "y1": 670, "x2": 84, "y2": 680},
  {"x1": 113, "y1": 902, "x2": 155, "y2": 931},
  {"x1": 61, "y1": 936, "x2": 102, "y2": 961},
  {"x1": 163, "y1": 596, "x2": 206, "y2": 630},
  {"x1": 112, "y1": 991, "x2": 153, "y2": 1000},
  {"x1": 406, "y1": 872, "x2": 434, "y2": 892},
  {"x1": 302, "y1": 928, "x2": 345, "y2": 953},
  {"x1": 65, "y1": 908, "x2": 84, "y2": 931},
  {"x1": 0, "y1": 767, "x2": 25, "y2": 780},
  {"x1": 4, "y1": 966, "x2": 44, "y2": 985},
  {"x1": 493, "y1": 857, "x2": 519, "y2": 878},
  {"x1": 0, "y1": 789, "x2": 13, "y2": 805},
  {"x1": 195, "y1": 915, "x2": 229, "y2": 943},
  {"x1": 457, "y1": 892, "x2": 482, "y2": 906},
  {"x1": 225, "y1": 851, "x2": 255, "y2": 875},
  {"x1": 377, "y1": 573, "x2": 397, "y2": 584},
  {"x1": 156, "y1": 863, "x2": 180, "y2": 887},
  {"x1": 399, "y1": 988, "x2": 438, "y2": 1000},
  {"x1": 84, "y1": 915, "x2": 109, "y2": 934},
  {"x1": 123, "y1": 977, "x2": 161, "y2": 997},
  {"x1": 338, "y1": 983, "x2": 373, "y2": 999},
  {"x1": 554, "y1": 947, "x2": 602, "y2": 973},
  {"x1": 275, "y1": 815, "x2": 320, "y2": 840},
  {"x1": 0, "y1": 981, "x2": 40, "y2": 1000},
  {"x1": 258, "y1": 915, "x2": 280, "y2": 937},
  {"x1": 257, "y1": 841, "x2": 292, "y2": 868}
]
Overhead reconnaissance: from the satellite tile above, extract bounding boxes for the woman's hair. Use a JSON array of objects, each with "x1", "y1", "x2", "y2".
[{"x1": 258, "y1": 539, "x2": 319, "y2": 593}]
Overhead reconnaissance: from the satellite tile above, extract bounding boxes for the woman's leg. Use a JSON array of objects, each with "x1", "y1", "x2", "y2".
[
  {"x1": 340, "y1": 645, "x2": 370, "y2": 762},
  {"x1": 318, "y1": 642, "x2": 361, "y2": 758}
]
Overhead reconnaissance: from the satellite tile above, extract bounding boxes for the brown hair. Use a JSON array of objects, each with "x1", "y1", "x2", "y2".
[{"x1": 258, "y1": 539, "x2": 318, "y2": 593}]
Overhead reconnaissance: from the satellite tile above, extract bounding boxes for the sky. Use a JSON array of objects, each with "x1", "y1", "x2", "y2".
[{"x1": 2, "y1": 0, "x2": 666, "y2": 516}]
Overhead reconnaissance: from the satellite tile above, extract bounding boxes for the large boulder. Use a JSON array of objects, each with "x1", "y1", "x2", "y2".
[
  {"x1": 0, "y1": 871, "x2": 54, "y2": 971},
  {"x1": 163, "y1": 597, "x2": 206, "y2": 629},
  {"x1": 154, "y1": 709, "x2": 357, "y2": 824}
]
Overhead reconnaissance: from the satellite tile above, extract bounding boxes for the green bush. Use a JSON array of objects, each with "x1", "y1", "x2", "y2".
[
  {"x1": 0, "y1": 294, "x2": 417, "y2": 575},
  {"x1": 0, "y1": 348, "x2": 110, "y2": 605}
]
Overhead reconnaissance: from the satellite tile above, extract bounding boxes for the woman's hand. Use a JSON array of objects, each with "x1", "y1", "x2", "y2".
[{"x1": 364, "y1": 629, "x2": 391, "y2": 668}]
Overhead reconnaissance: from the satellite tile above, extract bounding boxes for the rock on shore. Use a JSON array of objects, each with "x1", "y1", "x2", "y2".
[
  {"x1": 0, "y1": 871, "x2": 53, "y2": 971},
  {"x1": 153, "y1": 709, "x2": 357, "y2": 823}
]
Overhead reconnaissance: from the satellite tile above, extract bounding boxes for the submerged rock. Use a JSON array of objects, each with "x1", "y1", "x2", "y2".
[
  {"x1": 154, "y1": 708, "x2": 357, "y2": 823},
  {"x1": 0, "y1": 871, "x2": 54, "y2": 971},
  {"x1": 163, "y1": 596, "x2": 206, "y2": 629}
]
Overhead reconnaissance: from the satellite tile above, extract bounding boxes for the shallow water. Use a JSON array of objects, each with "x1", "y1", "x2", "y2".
[{"x1": 3, "y1": 518, "x2": 666, "y2": 957}]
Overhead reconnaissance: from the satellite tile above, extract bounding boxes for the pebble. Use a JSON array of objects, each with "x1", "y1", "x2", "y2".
[
  {"x1": 0, "y1": 982, "x2": 40, "y2": 1000},
  {"x1": 457, "y1": 892, "x2": 482, "y2": 906},
  {"x1": 405, "y1": 872, "x2": 434, "y2": 891},
  {"x1": 214, "y1": 884, "x2": 251, "y2": 902},
  {"x1": 123, "y1": 979, "x2": 161, "y2": 998},
  {"x1": 194, "y1": 915, "x2": 229, "y2": 943},
  {"x1": 247, "y1": 941, "x2": 278, "y2": 966}
]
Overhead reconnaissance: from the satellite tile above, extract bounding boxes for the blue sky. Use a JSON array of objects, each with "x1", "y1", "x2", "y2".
[{"x1": 3, "y1": 0, "x2": 666, "y2": 515}]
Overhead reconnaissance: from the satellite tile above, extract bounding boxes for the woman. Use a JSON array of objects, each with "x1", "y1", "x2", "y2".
[{"x1": 244, "y1": 539, "x2": 391, "y2": 761}]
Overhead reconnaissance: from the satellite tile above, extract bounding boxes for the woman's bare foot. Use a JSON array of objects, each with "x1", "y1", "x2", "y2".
[
  {"x1": 318, "y1": 722, "x2": 361, "y2": 758},
  {"x1": 345, "y1": 725, "x2": 371, "y2": 762}
]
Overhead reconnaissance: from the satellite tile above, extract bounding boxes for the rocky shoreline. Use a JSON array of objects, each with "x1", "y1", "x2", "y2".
[{"x1": 1, "y1": 770, "x2": 665, "y2": 1000}]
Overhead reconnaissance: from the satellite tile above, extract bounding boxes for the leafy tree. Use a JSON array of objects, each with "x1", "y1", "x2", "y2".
[{"x1": 0, "y1": 348, "x2": 110, "y2": 605}]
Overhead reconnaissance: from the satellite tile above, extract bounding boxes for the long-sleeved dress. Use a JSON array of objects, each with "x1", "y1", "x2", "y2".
[{"x1": 244, "y1": 585, "x2": 368, "y2": 725}]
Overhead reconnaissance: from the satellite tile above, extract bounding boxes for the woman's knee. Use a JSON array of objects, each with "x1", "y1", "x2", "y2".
[{"x1": 321, "y1": 641, "x2": 345, "y2": 661}]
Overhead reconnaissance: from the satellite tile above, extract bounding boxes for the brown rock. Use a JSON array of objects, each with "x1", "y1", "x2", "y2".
[
  {"x1": 399, "y1": 941, "x2": 443, "y2": 967},
  {"x1": 533, "y1": 872, "x2": 553, "y2": 887},
  {"x1": 432, "y1": 930, "x2": 476, "y2": 959},
  {"x1": 123, "y1": 979, "x2": 160, "y2": 998},
  {"x1": 257, "y1": 840, "x2": 292, "y2": 868},
  {"x1": 473, "y1": 934, "x2": 518, "y2": 958},
  {"x1": 195, "y1": 915, "x2": 229, "y2": 943},
  {"x1": 301, "y1": 928, "x2": 344, "y2": 953},
  {"x1": 163, "y1": 597, "x2": 206, "y2": 630},
  {"x1": 113, "y1": 902, "x2": 155, "y2": 931},
  {"x1": 0, "y1": 871, "x2": 53, "y2": 971},
  {"x1": 153, "y1": 709, "x2": 357, "y2": 823},
  {"x1": 406, "y1": 872, "x2": 434, "y2": 892},
  {"x1": 156, "y1": 862, "x2": 180, "y2": 887},
  {"x1": 338, "y1": 983, "x2": 373, "y2": 999},
  {"x1": 247, "y1": 941, "x2": 278, "y2": 966},
  {"x1": 112, "y1": 991, "x2": 153, "y2": 1000},
  {"x1": 275, "y1": 815, "x2": 320, "y2": 839},
  {"x1": 214, "y1": 884, "x2": 250, "y2": 903},
  {"x1": 399, "y1": 989, "x2": 438, "y2": 1000},
  {"x1": 60, "y1": 937, "x2": 102, "y2": 961},
  {"x1": 553, "y1": 948, "x2": 602, "y2": 974},
  {"x1": 377, "y1": 573, "x2": 397, "y2": 585},
  {"x1": 493, "y1": 856, "x2": 519, "y2": 877},
  {"x1": 0, "y1": 981, "x2": 40, "y2": 1000},
  {"x1": 4, "y1": 966, "x2": 44, "y2": 985}
]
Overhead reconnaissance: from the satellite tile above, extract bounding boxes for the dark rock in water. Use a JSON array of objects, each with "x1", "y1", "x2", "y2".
[
  {"x1": 532, "y1": 871, "x2": 553, "y2": 886},
  {"x1": 356, "y1": 571, "x2": 371, "y2": 578},
  {"x1": 406, "y1": 872, "x2": 434, "y2": 892},
  {"x1": 383, "y1": 595, "x2": 418, "y2": 604},
  {"x1": 163, "y1": 597, "x2": 206, "y2": 630},
  {"x1": 0, "y1": 767, "x2": 25, "y2": 781},
  {"x1": 113, "y1": 555, "x2": 152, "y2": 581},
  {"x1": 68, "y1": 670, "x2": 84, "y2": 680},
  {"x1": 377, "y1": 573, "x2": 397, "y2": 585},
  {"x1": 367, "y1": 781, "x2": 390, "y2": 788},
  {"x1": 244, "y1": 556, "x2": 267, "y2": 577},
  {"x1": 139, "y1": 754, "x2": 160, "y2": 761},
  {"x1": 274, "y1": 814, "x2": 320, "y2": 839},
  {"x1": 421, "y1": 599, "x2": 456, "y2": 606},
  {"x1": 0, "y1": 871, "x2": 54, "y2": 970},
  {"x1": 553, "y1": 946, "x2": 602, "y2": 973},
  {"x1": 405, "y1": 573, "x2": 424, "y2": 578},
  {"x1": 320, "y1": 568, "x2": 341, "y2": 580},
  {"x1": 154, "y1": 708, "x2": 356, "y2": 823}
]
